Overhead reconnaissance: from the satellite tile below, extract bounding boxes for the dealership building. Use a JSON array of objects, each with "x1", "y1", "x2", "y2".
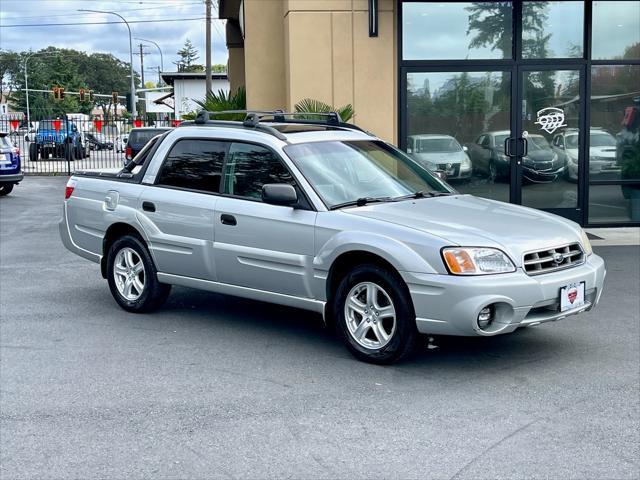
[{"x1": 219, "y1": 0, "x2": 640, "y2": 227}]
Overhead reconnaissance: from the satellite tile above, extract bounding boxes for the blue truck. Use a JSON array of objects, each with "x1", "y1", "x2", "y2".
[
  {"x1": 29, "y1": 119, "x2": 85, "y2": 161},
  {"x1": 0, "y1": 133, "x2": 23, "y2": 196}
]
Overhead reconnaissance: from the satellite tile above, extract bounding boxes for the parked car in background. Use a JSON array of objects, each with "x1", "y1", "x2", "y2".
[
  {"x1": 30, "y1": 120, "x2": 84, "y2": 161},
  {"x1": 552, "y1": 128, "x2": 619, "y2": 182},
  {"x1": 60, "y1": 111, "x2": 605, "y2": 365},
  {"x1": 0, "y1": 133, "x2": 23, "y2": 196},
  {"x1": 125, "y1": 127, "x2": 172, "y2": 162},
  {"x1": 406, "y1": 134, "x2": 472, "y2": 181},
  {"x1": 86, "y1": 132, "x2": 114, "y2": 151},
  {"x1": 466, "y1": 130, "x2": 564, "y2": 183}
]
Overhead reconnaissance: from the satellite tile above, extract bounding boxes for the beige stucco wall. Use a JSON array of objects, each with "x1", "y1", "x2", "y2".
[{"x1": 242, "y1": 0, "x2": 397, "y2": 143}]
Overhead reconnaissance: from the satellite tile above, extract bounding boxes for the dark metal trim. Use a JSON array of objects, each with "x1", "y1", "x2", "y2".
[{"x1": 369, "y1": 0, "x2": 378, "y2": 37}]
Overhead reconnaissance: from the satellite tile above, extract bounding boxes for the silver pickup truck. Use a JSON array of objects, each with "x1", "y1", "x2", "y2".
[{"x1": 60, "y1": 112, "x2": 606, "y2": 364}]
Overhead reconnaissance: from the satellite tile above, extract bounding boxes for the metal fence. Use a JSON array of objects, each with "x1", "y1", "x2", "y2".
[{"x1": 1, "y1": 118, "x2": 176, "y2": 175}]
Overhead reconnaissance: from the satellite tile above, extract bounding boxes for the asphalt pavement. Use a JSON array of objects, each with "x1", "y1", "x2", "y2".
[{"x1": 1, "y1": 176, "x2": 639, "y2": 479}]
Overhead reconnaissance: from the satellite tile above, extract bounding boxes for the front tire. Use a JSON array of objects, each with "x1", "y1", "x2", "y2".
[
  {"x1": 29, "y1": 143, "x2": 38, "y2": 162},
  {"x1": 106, "y1": 235, "x2": 171, "y2": 313},
  {"x1": 0, "y1": 184, "x2": 14, "y2": 196},
  {"x1": 333, "y1": 264, "x2": 418, "y2": 364}
]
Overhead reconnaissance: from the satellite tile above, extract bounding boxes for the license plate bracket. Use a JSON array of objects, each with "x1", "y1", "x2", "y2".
[{"x1": 559, "y1": 281, "x2": 585, "y2": 312}]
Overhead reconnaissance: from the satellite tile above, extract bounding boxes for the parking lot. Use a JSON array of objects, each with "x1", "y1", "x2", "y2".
[{"x1": 1, "y1": 176, "x2": 639, "y2": 479}]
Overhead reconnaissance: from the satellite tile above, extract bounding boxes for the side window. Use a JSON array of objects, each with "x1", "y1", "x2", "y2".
[
  {"x1": 479, "y1": 135, "x2": 489, "y2": 147},
  {"x1": 223, "y1": 143, "x2": 294, "y2": 200},
  {"x1": 156, "y1": 139, "x2": 226, "y2": 193}
]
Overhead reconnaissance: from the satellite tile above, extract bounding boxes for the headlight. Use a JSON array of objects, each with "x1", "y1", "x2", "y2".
[
  {"x1": 461, "y1": 156, "x2": 472, "y2": 170},
  {"x1": 580, "y1": 229, "x2": 593, "y2": 256},
  {"x1": 442, "y1": 247, "x2": 516, "y2": 275}
]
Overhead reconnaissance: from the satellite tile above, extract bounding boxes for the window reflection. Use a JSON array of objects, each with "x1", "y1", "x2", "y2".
[
  {"x1": 592, "y1": 1, "x2": 640, "y2": 60},
  {"x1": 591, "y1": 65, "x2": 640, "y2": 183},
  {"x1": 406, "y1": 71, "x2": 511, "y2": 202},
  {"x1": 522, "y1": 1, "x2": 584, "y2": 58},
  {"x1": 402, "y1": 2, "x2": 513, "y2": 60}
]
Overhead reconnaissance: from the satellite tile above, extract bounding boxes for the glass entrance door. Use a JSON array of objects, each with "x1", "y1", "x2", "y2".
[{"x1": 516, "y1": 67, "x2": 584, "y2": 220}]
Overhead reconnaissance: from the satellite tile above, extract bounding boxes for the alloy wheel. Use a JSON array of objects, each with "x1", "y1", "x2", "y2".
[
  {"x1": 113, "y1": 247, "x2": 145, "y2": 301},
  {"x1": 344, "y1": 282, "x2": 396, "y2": 349}
]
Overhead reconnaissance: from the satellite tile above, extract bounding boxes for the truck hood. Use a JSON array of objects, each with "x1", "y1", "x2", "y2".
[{"x1": 343, "y1": 195, "x2": 583, "y2": 266}]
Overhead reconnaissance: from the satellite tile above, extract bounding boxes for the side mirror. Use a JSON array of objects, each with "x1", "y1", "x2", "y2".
[
  {"x1": 262, "y1": 183, "x2": 298, "y2": 207},
  {"x1": 406, "y1": 147, "x2": 413, "y2": 154},
  {"x1": 462, "y1": 145, "x2": 468, "y2": 152}
]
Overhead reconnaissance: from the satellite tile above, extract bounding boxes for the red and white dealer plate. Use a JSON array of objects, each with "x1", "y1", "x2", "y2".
[{"x1": 560, "y1": 281, "x2": 585, "y2": 312}]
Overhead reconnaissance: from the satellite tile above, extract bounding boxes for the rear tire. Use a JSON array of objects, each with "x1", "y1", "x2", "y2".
[
  {"x1": 106, "y1": 234, "x2": 171, "y2": 313},
  {"x1": 0, "y1": 184, "x2": 14, "y2": 196},
  {"x1": 29, "y1": 143, "x2": 37, "y2": 162},
  {"x1": 333, "y1": 264, "x2": 418, "y2": 364}
]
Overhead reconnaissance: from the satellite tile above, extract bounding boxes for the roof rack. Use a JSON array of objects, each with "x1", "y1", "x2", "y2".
[{"x1": 184, "y1": 109, "x2": 365, "y2": 141}]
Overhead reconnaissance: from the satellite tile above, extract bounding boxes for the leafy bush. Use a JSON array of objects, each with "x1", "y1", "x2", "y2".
[
  {"x1": 182, "y1": 87, "x2": 247, "y2": 121},
  {"x1": 294, "y1": 98, "x2": 354, "y2": 122}
]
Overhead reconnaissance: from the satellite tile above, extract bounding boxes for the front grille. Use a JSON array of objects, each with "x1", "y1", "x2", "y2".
[{"x1": 523, "y1": 243, "x2": 584, "y2": 275}]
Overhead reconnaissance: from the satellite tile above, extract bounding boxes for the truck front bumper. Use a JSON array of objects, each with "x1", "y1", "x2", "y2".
[{"x1": 402, "y1": 253, "x2": 606, "y2": 336}]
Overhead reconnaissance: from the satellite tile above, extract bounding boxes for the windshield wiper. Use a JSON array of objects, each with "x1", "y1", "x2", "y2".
[
  {"x1": 329, "y1": 196, "x2": 394, "y2": 210},
  {"x1": 394, "y1": 191, "x2": 452, "y2": 201}
]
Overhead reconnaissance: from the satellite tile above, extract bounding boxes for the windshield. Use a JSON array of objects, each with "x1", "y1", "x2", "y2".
[
  {"x1": 590, "y1": 132, "x2": 616, "y2": 147},
  {"x1": 565, "y1": 134, "x2": 579, "y2": 149},
  {"x1": 494, "y1": 134, "x2": 509, "y2": 151},
  {"x1": 284, "y1": 140, "x2": 451, "y2": 208},
  {"x1": 416, "y1": 137, "x2": 461, "y2": 153},
  {"x1": 39, "y1": 120, "x2": 66, "y2": 131},
  {"x1": 528, "y1": 135, "x2": 551, "y2": 150}
]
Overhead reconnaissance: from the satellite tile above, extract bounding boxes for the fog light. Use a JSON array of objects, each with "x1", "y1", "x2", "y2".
[{"x1": 477, "y1": 306, "x2": 494, "y2": 330}]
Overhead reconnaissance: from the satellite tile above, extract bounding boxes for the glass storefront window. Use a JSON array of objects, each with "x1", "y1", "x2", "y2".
[
  {"x1": 592, "y1": 1, "x2": 640, "y2": 60},
  {"x1": 522, "y1": 2, "x2": 584, "y2": 58},
  {"x1": 589, "y1": 184, "x2": 640, "y2": 223},
  {"x1": 590, "y1": 65, "x2": 640, "y2": 182},
  {"x1": 402, "y1": 2, "x2": 513, "y2": 60},
  {"x1": 405, "y1": 71, "x2": 511, "y2": 202}
]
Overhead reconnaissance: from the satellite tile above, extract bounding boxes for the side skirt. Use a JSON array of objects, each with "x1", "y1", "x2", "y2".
[{"x1": 156, "y1": 272, "x2": 326, "y2": 315}]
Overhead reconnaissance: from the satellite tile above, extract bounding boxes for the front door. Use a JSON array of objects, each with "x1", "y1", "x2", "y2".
[{"x1": 214, "y1": 141, "x2": 317, "y2": 298}]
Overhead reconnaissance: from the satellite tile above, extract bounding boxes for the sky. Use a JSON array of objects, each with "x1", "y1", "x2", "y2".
[{"x1": 0, "y1": 0, "x2": 229, "y2": 81}]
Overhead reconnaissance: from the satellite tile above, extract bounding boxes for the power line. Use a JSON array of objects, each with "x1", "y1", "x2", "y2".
[{"x1": 1, "y1": 18, "x2": 207, "y2": 28}]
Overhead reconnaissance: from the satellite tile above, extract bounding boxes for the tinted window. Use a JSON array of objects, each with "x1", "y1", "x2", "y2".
[
  {"x1": 157, "y1": 139, "x2": 226, "y2": 193},
  {"x1": 223, "y1": 143, "x2": 293, "y2": 200},
  {"x1": 129, "y1": 129, "x2": 169, "y2": 145}
]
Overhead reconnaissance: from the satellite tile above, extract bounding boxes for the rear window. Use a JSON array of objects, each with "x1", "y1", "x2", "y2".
[
  {"x1": 0, "y1": 136, "x2": 11, "y2": 148},
  {"x1": 39, "y1": 120, "x2": 66, "y2": 131},
  {"x1": 129, "y1": 129, "x2": 168, "y2": 145}
]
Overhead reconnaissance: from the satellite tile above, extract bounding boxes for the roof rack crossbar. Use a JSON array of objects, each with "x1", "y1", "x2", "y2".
[{"x1": 189, "y1": 109, "x2": 364, "y2": 139}]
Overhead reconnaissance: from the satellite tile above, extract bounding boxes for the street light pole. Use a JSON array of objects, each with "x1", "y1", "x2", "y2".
[
  {"x1": 134, "y1": 37, "x2": 164, "y2": 83},
  {"x1": 205, "y1": 0, "x2": 212, "y2": 96},
  {"x1": 79, "y1": 9, "x2": 137, "y2": 118}
]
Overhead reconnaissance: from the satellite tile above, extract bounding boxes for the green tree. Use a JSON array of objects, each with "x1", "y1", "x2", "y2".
[{"x1": 174, "y1": 39, "x2": 204, "y2": 72}]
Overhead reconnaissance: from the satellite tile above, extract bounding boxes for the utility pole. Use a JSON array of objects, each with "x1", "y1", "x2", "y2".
[
  {"x1": 136, "y1": 43, "x2": 148, "y2": 87},
  {"x1": 205, "y1": 0, "x2": 212, "y2": 97}
]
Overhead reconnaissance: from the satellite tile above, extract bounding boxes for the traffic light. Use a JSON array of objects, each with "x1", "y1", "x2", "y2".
[
  {"x1": 79, "y1": 88, "x2": 85, "y2": 102},
  {"x1": 52, "y1": 87, "x2": 59, "y2": 100},
  {"x1": 58, "y1": 87, "x2": 65, "y2": 100},
  {"x1": 88, "y1": 90, "x2": 94, "y2": 102},
  {"x1": 112, "y1": 91, "x2": 119, "y2": 104},
  {"x1": 126, "y1": 93, "x2": 132, "y2": 112}
]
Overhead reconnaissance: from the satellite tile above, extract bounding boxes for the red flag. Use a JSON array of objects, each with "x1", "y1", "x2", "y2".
[
  {"x1": 53, "y1": 120, "x2": 61, "y2": 133},
  {"x1": 93, "y1": 119, "x2": 103, "y2": 132},
  {"x1": 172, "y1": 119, "x2": 181, "y2": 127},
  {"x1": 10, "y1": 120, "x2": 19, "y2": 131},
  {"x1": 133, "y1": 119, "x2": 142, "y2": 128}
]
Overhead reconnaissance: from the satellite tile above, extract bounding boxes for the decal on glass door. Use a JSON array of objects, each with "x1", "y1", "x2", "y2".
[{"x1": 535, "y1": 107, "x2": 567, "y2": 134}]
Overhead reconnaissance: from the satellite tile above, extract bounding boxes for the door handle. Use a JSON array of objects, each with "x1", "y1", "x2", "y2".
[
  {"x1": 519, "y1": 137, "x2": 528, "y2": 157},
  {"x1": 220, "y1": 214, "x2": 237, "y2": 226},
  {"x1": 142, "y1": 201, "x2": 156, "y2": 212},
  {"x1": 504, "y1": 137, "x2": 518, "y2": 157}
]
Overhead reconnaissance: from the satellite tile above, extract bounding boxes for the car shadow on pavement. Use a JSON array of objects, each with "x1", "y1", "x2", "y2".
[{"x1": 154, "y1": 286, "x2": 573, "y2": 371}]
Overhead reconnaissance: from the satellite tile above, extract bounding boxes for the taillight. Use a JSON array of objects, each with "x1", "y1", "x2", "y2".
[
  {"x1": 65, "y1": 178, "x2": 77, "y2": 200},
  {"x1": 125, "y1": 146, "x2": 132, "y2": 159},
  {"x1": 13, "y1": 147, "x2": 20, "y2": 157}
]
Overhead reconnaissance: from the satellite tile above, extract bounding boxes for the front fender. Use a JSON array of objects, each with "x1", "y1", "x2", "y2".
[{"x1": 314, "y1": 230, "x2": 440, "y2": 275}]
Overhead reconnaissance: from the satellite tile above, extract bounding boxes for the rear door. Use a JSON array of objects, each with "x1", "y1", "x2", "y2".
[
  {"x1": 137, "y1": 138, "x2": 227, "y2": 281},
  {"x1": 214, "y1": 142, "x2": 317, "y2": 298}
]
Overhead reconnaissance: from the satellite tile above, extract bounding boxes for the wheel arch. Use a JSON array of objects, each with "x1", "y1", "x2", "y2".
[{"x1": 101, "y1": 222, "x2": 147, "y2": 278}]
